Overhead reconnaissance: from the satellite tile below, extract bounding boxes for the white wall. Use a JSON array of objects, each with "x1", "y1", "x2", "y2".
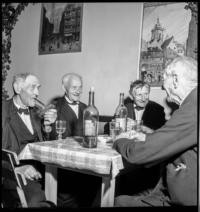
[{"x1": 5, "y1": 3, "x2": 170, "y2": 116}]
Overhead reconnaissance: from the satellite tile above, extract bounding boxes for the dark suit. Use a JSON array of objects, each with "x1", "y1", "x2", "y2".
[
  {"x1": 49, "y1": 96, "x2": 87, "y2": 139},
  {"x1": 124, "y1": 97, "x2": 166, "y2": 130},
  {"x1": 2, "y1": 98, "x2": 52, "y2": 207},
  {"x1": 114, "y1": 87, "x2": 197, "y2": 206},
  {"x1": 49, "y1": 96, "x2": 100, "y2": 207}
]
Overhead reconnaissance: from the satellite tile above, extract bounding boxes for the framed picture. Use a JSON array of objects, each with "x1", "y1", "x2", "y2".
[
  {"x1": 39, "y1": 3, "x2": 83, "y2": 55},
  {"x1": 139, "y1": 3, "x2": 191, "y2": 87}
]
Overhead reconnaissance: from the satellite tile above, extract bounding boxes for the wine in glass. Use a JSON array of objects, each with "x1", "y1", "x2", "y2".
[{"x1": 56, "y1": 120, "x2": 66, "y2": 140}]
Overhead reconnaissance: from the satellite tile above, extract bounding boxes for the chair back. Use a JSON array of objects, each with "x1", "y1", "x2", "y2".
[
  {"x1": 98, "y1": 115, "x2": 113, "y2": 135},
  {"x1": 2, "y1": 149, "x2": 28, "y2": 208}
]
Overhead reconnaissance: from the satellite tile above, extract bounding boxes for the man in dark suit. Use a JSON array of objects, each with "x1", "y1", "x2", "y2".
[
  {"x1": 49, "y1": 73, "x2": 100, "y2": 208},
  {"x1": 114, "y1": 56, "x2": 197, "y2": 206},
  {"x1": 2, "y1": 73, "x2": 57, "y2": 207},
  {"x1": 125, "y1": 80, "x2": 166, "y2": 131},
  {"x1": 50, "y1": 73, "x2": 86, "y2": 139},
  {"x1": 117, "y1": 80, "x2": 166, "y2": 196}
]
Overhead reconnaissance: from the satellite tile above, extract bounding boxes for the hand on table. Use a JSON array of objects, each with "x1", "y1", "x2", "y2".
[
  {"x1": 141, "y1": 125, "x2": 154, "y2": 134},
  {"x1": 115, "y1": 130, "x2": 146, "y2": 142}
]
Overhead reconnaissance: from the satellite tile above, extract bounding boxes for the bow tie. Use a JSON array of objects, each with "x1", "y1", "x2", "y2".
[
  {"x1": 66, "y1": 100, "x2": 79, "y2": 105},
  {"x1": 134, "y1": 106, "x2": 144, "y2": 111},
  {"x1": 17, "y1": 108, "x2": 30, "y2": 115}
]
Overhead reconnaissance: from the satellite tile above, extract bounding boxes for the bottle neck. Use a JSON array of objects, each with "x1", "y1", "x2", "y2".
[
  {"x1": 88, "y1": 91, "x2": 95, "y2": 106},
  {"x1": 119, "y1": 93, "x2": 124, "y2": 106}
]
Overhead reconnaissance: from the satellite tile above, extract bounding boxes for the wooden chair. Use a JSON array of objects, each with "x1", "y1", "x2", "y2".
[
  {"x1": 2, "y1": 149, "x2": 28, "y2": 208},
  {"x1": 98, "y1": 115, "x2": 113, "y2": 135}
]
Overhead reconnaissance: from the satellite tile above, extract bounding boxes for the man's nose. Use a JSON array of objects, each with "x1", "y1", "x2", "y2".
[
  {"x1": 141, "y1": 95, "x2": 147, "y2": 101},
  {"x1": 34, "y1": 89, "x2": 39, "y2": 96}
]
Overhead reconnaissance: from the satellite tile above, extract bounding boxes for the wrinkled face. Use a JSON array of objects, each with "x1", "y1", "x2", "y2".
[
  {"x1": 162, "y1": 65, "x2": 178, "y2": 103},
  {"x1": 132, "y1": 86, "x2": 149, "y2": 108},
  {"x1": 19, "y1": 75, "x2": 41, "y2": 107},
  {"x1": 65, "y1": 77, "x2": 82, "y2": 102}
]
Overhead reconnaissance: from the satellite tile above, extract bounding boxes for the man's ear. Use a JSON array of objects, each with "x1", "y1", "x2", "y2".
[
  {"x1": 172, "y1": 74, "x2": 178, "y2": 89},
  {"x1": 62, "y1": 84, "x2": 66, "y2": 92},
  {"x1": 13, "y1": 81, "x2": 22, "y2": 94}
]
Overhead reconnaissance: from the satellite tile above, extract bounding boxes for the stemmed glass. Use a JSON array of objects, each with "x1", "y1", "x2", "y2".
[{"x1": 56, "y1": 120, "x2": 66, "y2": 140}]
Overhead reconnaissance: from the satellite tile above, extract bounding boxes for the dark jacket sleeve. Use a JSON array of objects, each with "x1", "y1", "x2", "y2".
[{"x1": 113, "y1": 96, "x2": 197, "y2": 168}]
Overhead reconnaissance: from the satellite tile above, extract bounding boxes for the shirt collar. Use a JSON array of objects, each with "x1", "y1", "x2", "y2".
[
  {"x1": 64, "y1": 95, "x2": 79, "y2": 105},
  {"x1": 13, "y1": 98, "x2": 29, "y2": 110}
]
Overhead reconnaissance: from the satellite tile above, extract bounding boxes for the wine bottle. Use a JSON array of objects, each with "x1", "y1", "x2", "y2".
[
  {"x1": 115, "y1": 93, "x2": 128, "y2": 132},
  {"x1": 83, "y1": 87, "x2": 99, "y2": 148}
]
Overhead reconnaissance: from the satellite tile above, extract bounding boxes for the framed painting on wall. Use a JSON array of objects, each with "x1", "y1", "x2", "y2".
[
  {"x1": 39, "y1": 3, "x2": 83, "y2": 55},
  {"x1": 139, "y1": 2, "x2": 191, "y2": 87}
]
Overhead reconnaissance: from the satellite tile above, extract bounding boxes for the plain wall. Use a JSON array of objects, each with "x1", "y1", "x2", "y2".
[{"x1": 5, "y1": 3, "x2": 170, "y2": 116}]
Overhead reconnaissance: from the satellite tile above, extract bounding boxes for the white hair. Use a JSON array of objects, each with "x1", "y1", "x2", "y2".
[
  {"x1": 166, "y1": 56, "x2": 197, "y2": 86},
  {"x1": 62, "y1": 73, "x2": 82, "y2": 88}
]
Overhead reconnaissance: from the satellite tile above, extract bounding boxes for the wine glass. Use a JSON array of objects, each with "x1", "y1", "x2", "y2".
[{"x1": 56, "y1": 120, "x2": 66, "y2": 140}]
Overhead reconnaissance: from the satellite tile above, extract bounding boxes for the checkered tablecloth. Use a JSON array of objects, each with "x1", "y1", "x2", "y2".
[{"x1": 18, "y1": 137, "x2": 124, "y2": 178}]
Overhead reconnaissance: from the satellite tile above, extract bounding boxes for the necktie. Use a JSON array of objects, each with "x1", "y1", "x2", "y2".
[
  {"x1": 134, "y1": 106, "x2": 144, "y2": 111},
  {"x1": 66, "y1": 100, "x2": 78, "y2": 105},
  {"x1": 18, "y1": 108, "x2": 30, "y2": 115}
]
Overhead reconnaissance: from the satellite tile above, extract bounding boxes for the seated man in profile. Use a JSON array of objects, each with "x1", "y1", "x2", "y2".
[
  {"x1": 114, "y1": 56, "x2": 197, "y2": 207},
  {"x1": 117, "y1": 80, "x2": 166, "y2": 196},
  {"x1": 2, "y1": 73, "x2": 57, "y2": 207}
]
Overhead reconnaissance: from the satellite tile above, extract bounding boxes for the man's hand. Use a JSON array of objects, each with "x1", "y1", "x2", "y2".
[
  {"x1": 115, "y1": 130, "x2": 146, "y2": 142},
  {"x1": 141, "y1": 125, "x2": 154, "y2": 134},
  {"x1": 44, "y1": 108, "x2": 57, "y2": 125},
  {"x1": 15, "y1": 165, "x2": 42, "y2": 183}
]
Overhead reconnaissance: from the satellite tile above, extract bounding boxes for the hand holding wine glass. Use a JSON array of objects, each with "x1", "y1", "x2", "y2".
[{"x1": 56, "y1": 120, "x2": 66, "y2": 140}]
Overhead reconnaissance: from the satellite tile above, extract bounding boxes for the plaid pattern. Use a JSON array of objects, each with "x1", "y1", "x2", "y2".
[{"x1": 18, "y1": 137, "x2": 124, "y2": 178}]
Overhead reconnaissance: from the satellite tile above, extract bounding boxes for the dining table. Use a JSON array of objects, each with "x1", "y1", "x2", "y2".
[{"x1": 18, "y1": 136, "x2": 124, "y2": 207}]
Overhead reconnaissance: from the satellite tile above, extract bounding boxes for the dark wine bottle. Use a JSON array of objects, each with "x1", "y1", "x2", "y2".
[{"x1": 83, "y1": 87, "x2": 99, "y2": 148}]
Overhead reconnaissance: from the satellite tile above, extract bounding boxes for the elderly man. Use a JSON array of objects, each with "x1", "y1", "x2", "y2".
[
  {"x1": 50, "y1": 73, "x2": 86, "y2": 139},
  {"x1": 2, "y1": 73, "x2": 57, "y2": 207},
  {"x1": 114, "y1": 56, "x2": 197, "y2": 206},
  {"x1": 49, "y1": 73, "x2": 100, "y2": 208},
  {"x1": 116, "y1": 80, "x2": 166, "y2": 196},
  {"x1": 125, "y1": 80, "x2": 166, "y2": 131}
]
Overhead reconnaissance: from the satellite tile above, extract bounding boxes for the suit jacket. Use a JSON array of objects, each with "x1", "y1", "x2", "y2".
[
  {"x1": 124, "y1": 97, "x2": 166, "y2": 130},
  {"x1": 49, "y1": 96, "x2": 87, "y2": 139},
  {"x1": 2, "y1": 98, "x2": 44, "y2": 155},
  {"x1": 114, "y1": 87, "x2": 197, "y2": 206}
]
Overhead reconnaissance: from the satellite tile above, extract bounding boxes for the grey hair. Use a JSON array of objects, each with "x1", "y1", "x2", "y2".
[
  {"x1": 62, "y1": 73, "x2": 82, "y2": 88},
  {"x1": 12, "y1": 73, "x2": 35, "y2": 93},
  {"x1": 166, "y1": 56, "x2": 197, "y2": 84},
  {"x1": 129, "y1": 79, "x2": 150, "y2": 95}
]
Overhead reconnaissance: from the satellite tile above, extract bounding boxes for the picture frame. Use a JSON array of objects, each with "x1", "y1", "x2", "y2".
[
  {"x1": 39, "y1": 3, "x2": 83, "y2": 55},
  {"x1": 139, "y1": 2, "x2": 191, "y2": 87}
]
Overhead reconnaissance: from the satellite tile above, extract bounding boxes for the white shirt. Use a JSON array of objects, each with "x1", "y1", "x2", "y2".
[
  {"x1": 133, "y1": 104, "x2": 145, "y2": 121},
  {"x1": 64, "y1": 96, "x2": 79, "y2": 118},
  {"x1": 13, "y1": 99, "x2": 34, "y2": 134}
]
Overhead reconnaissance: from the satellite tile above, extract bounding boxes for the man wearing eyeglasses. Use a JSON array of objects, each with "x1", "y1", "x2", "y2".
[{"x1": 114, "y1": 56, "x2": 197, "y2": 207}]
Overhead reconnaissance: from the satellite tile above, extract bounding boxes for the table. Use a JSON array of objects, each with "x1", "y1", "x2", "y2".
[{"x1": 18, "y1": 137, "x2": 124, "y2": 207}]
